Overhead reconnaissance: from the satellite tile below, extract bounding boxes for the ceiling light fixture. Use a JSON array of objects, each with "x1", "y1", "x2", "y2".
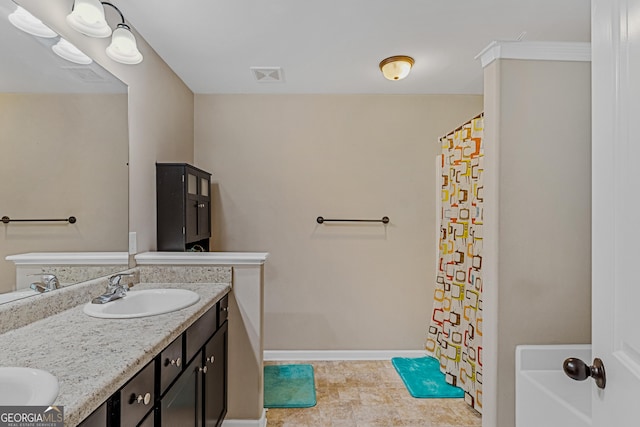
[
  {"x1": 67, "y1": 0, "x2": 143, "y2": 65},
  {"x1": 52, "y1": 38, "x2": 93, "y2": 65},
  {"x1": 8, "y1": 6, "x2": 57, "y2": 38},
  {"x1": 379, "y1": 55, "x2": 415, "y2": 81}
]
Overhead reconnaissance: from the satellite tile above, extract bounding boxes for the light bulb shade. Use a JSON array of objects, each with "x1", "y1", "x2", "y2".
[
  {"x1": 106, "y1": 25, "x2": 143, "y2": 64},
  {"x1": 379, "y1": 56, "x2": 415, "y2": 81},
  {"x1": 66, "y1": 0, "x2": 111, "y2": 38},
  {"x1": 52, "y1": 38, "x2": 93, "y2": 65},
  {"x1": 9, "y1": 6, "x2": 57, "y2": 38}
]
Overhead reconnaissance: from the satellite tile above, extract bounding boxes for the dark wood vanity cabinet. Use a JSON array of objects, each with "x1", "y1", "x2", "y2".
[
  {"x1": 159, "y1": 322, "x2": 228, "y2": 427},
  {"x1": 78, "y1": 297, "x2": 228, "y2": 427},
  {"x1": 156, "y1": 163, "x2": 212, "y2": 252}
]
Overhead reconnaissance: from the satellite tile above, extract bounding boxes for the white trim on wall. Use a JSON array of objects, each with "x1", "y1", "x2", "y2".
[
  {"x1": 476, "y1": 41, "x2": 591, "y2": 69},
  {"x1": 221, "y1": 410, "x2": 267, "y2": 427},
  {"x1": 264, "y1": 350, "x2": 429, "y2": 361}
]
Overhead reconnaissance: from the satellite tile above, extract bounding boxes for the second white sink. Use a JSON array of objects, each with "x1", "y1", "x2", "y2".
[
  {"x1": 0, "y1": 367, "x2": 59, "y2": 405},
  {"x1": 83, "y1": 289, "x2": 200, "y2": 319}
]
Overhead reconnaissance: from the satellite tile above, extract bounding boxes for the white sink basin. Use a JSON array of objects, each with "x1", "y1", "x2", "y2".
[
  {"x1": 0, "y1": 367, "x2": 59, "y2": 405},
  {"x1": 83, "y1": 289, "x2": 200, "y2": 319}
]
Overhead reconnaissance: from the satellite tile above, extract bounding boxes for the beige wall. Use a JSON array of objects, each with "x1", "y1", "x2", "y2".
[
  {"x1": 18, "y1": 0, "x2": 195, "y2": 254},
  {"x1": 0, "y1": 94, "x2": 128, "y2": 292},
  {"x1": 484, "y1": 59, "x2": 592, "y2": 427},
  {"x1": 195, "y1": 94, "x2": 483, "y2": 350}
]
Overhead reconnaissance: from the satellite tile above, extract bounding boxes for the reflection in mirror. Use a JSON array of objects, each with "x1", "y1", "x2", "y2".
[{"x1": 0, "y1": 0, "x2": 129, "y2": 303}]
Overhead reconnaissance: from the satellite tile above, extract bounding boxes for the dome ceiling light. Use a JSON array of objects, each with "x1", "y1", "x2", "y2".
[{"x1": 379, "y1": 55, "x2": 415, "y2": 81}]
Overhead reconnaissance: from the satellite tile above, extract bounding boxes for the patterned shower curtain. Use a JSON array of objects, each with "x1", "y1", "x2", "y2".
[{"x1": 426, "y1": 114, "x2": 484, "y2": 413}]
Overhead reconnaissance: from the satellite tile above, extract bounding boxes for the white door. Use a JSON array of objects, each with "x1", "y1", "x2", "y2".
[{"x1": 592, "y1": 0, "x2": 640, "y2": 424}]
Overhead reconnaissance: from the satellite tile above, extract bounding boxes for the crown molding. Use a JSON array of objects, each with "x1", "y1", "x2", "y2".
[
  {"x1": 5, "y1": 252, "x2": 128, "y2": 265},
  {"x1": 135, "y1": 251, "x2": 269, "y2": 265},
  {"x1": 476, "y1": 41, "x2": 591, "y2": 68}
]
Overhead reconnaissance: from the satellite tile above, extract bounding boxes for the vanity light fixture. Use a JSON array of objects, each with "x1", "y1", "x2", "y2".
[
  {"x1": 105, "y1": 23, "x2": 143, "y2": 64},
  {"x1": 67, "y1": 0, "x2": 143, "y2": 65},
  {"x1": 379, "y1": 55, "x2": 415, "y2": 81},
  {"x1": 52, "y1": 38, "x2": 93, "y2": 65},
  {"x1": 8, "y1": 6, "x2": 57, "y2": 38},
  {"x1": 8, "y1": 6, "x2": 92, "y2": 65}
]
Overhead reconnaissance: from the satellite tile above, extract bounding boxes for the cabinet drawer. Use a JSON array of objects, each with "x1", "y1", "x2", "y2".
[
  {"x1": 185, "y1": 305, "x2": 216, "y2": 363},
  {"x1": 218, "y1": 295, "x2": 229, "y2": 327},
  {"x1": 159, "y1": 335, "x2": 183, "y2": 395},
  {"x1": 120, "y1": 361, "x2": 155, "y2": 427}
]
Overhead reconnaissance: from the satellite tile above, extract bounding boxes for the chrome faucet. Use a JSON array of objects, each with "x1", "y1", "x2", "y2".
[
  {"x1": 29, "y1": 274, "x2": 60, "y2": 293},
  {"x1": 91, "y1": 272, "x2": 138, "y2": 304}
]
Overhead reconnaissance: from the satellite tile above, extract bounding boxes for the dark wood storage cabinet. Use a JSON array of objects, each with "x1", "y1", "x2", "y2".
[
  {"x1": 156, "y1": 163, "x2": 212, "y2": 251},
  {"x1": 78, "y1": 296, "x2": 228, "y2": 427}
]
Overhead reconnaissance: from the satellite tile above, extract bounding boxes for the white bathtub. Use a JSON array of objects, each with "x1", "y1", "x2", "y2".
[{"x1": 516, "y1": 344, "x2": 592, "y2": 427}]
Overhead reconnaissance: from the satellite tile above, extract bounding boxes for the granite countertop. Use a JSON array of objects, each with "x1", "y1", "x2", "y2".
[{"x1": 0, "y1": 282, "x2": 231, "y2": 427}]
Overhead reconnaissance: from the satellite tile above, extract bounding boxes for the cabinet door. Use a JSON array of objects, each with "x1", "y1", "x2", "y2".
[
  {"x1": 138, "y1": 410, "x2": 154, "y2": 427},
  {"x1": 203, "y1": 323, "x2": 228, "y2": 427},
  {"x1": 161, "y1": 355, "x2": 201, "y2": 427},
  {"x1": 77, "y1": 401, "x2": 108, "y2": 427},
  {"x1": 197, "y1": 200, "x2": 211, "y2": 241},
  {"x1": 185, "y1": 193, "x2": 200, "y2": 243}
]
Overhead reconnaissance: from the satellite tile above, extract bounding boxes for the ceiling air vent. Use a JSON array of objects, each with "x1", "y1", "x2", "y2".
[
  {"x1": 62, "y1": 67, "x2": 107, "y2": 83},
  {"x1": 250, "y1": 67, "x2": 284, "y2": 83}
]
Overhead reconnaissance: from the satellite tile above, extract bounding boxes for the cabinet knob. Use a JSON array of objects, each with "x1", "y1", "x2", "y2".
[
  {"x1": 221, "y1": 307, "x2": 228, "y2": 312},
  {"x1": 198, "y1": 366, "x2": 208, "y2": 374},
  {"x1": 207, "y1": 355, "x2": 215, "y2": 364},
  {"x1": 135, "y1": 393, "x2": 151, "y2": 405},
  {"x1": 167, "y1": 357, "x2": 181, "y2": 368}
]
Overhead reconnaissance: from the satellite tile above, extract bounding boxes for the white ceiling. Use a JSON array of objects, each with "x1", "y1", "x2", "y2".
[{"x1": 120, "y1": 0, "x2": 590, "y2": 95}]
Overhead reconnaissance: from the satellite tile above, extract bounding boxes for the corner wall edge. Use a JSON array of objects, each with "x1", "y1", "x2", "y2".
[{"x1": 476, "y1": 41, "x2": 591, "y2": 68}]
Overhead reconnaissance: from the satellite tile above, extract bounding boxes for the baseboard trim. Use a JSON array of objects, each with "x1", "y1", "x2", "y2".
[
  {"x1": 221, "y1": 410, "x2": 267, "y2": 427},
  {"x1": 264, "y1": 349, "x2": 429, "y2": 361}
]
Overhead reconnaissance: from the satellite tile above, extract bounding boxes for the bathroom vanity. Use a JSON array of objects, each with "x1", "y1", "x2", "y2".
[
  {"x1": 0, "y1": 281, "x2": 230, "y2": 426},
  {"x1": 80, "y1": 293, "x2": 229, "y2": 426},
  {"x1": 0, "y1": 251, "x2": 268, "y2": 427}
]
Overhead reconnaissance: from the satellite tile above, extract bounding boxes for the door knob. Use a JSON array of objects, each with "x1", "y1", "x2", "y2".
[{"x1": 563, "y1": 357, "x2": 606, "y2": 389}]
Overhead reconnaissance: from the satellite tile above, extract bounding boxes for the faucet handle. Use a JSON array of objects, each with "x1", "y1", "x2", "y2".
[
  {"x1": 108, "y1": 272, "x2": 138, "y2": 290},
  {"x1": 28, "y1": 273, "x2": 59, "y2": 291},
  {"x1": 41, "y1": 274, "x2": 60, "y2": 290}
]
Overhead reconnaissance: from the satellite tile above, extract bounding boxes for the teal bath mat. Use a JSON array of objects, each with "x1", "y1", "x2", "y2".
[
  {"x1": 391, "y1": 356, "x2": 465, "y2": 398},
  {"x1": 264, "y1": 364, "x2": 317, "y2": 408}
]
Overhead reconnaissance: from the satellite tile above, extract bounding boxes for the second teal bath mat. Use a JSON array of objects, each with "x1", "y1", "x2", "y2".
[
  {"x1": 264, "y1": 364, "x2": 317, "y2": 408},
  {"x1": 391, "y1": 356, "x2": 465, "y2": 398}
]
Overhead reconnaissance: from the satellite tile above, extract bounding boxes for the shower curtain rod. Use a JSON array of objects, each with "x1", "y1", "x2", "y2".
[{"x1": 439, "y1": 112, "x2": 484, "y2": 140}]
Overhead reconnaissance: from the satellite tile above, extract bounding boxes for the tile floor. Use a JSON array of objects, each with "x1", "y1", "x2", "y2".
[{"x1": 265, "y1": 360, "x2": 482, "y2": 427}]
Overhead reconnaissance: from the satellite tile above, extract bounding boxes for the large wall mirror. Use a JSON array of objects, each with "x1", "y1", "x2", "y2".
[{"x1": 0, "y1": 0, "x2": 129, "y2": 302}]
